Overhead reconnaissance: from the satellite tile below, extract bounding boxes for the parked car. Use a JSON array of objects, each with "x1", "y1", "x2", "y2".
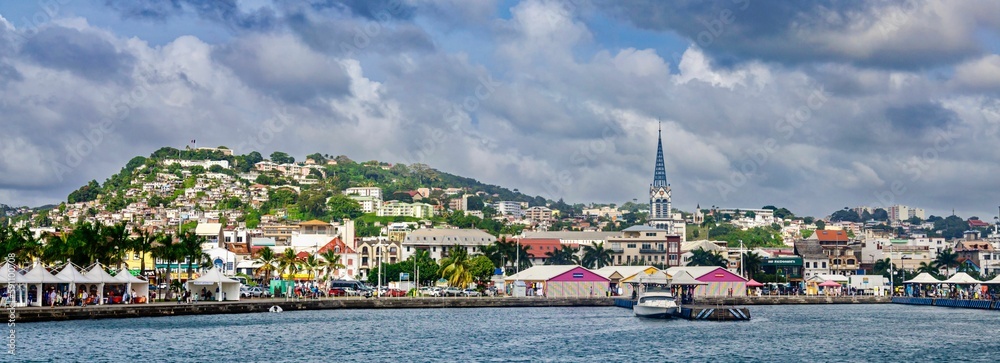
[
  {"x1": 463, "y1": 289, "x2": 481, "y2": 297},
  {"x1": 419, "y1": 287, "x2": 440, "y2": 297},
  {"x1": 384, "y1": 288, "x2": 407, "y2": 297},
  {"x1": 442, "y1": 287, "x2": 463, "y2": 297},
  {"x1": 328, "y1": 287, "x2": 348, "y2": 297},
  {"x1": 240, "y1": 286, "x2": 269, "y2": 298}
]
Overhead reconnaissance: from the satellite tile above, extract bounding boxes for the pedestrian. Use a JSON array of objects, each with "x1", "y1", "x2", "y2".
[
  {"x1": 81, "y1": 290, "x2": 89, "y2": 307},
  {"x1": 49, "y1": 289, "x2": 57, "y2": 308}
]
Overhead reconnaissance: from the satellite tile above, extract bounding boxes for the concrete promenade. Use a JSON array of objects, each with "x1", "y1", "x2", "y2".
[{"x1": 12, "y1": 296, "x2": 614, "y2": 323}]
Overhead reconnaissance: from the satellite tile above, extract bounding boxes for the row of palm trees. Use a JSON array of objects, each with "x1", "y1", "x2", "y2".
[
  {"x1": 541, "y1": 242, "x2": 614, "y2": 269},
  {"x1": 479, "y1": 237, "x2": 532, "y2": 274},
  {"x1": 252, "y1": 247, "x2": 345, "y2": 284}
]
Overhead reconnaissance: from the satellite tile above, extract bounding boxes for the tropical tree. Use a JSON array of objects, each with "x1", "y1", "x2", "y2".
[
  {"x1": 130, "y1": 229, "x2": 158, "y2": 275},
  {"x1": 177, "y1": 230, "x2": 207, "y2": 281},
  {"x1": 916, "y1": 261, "x2": 940, "y2": 277},
  {"x1": 935, "y1": 248, "x2": 960, "y2": 277},
  {"x1": 101, "y1": 223, "x2": 131, "y2": 269},
  {"x1": 151, "y1": 233, "x2": 182, "y2": 298},
  {"x1": 302, "y1": 254, "x2": 321, "y2": 283},
  {"x1": 278, "y1": 248, "x2": 301, "y2": 280},
  {"x1": 441, "y1": 245, "x2": 474, "y2": 288},
  {"x1": 544, "y1": 245, "x2": 580, "y2": 265},
  {"x1": 581, "y1": 242, "x2": 613, "y2": 269},
  {"x1": 254, "y1": 247, "x2": 278, "y2": 280},
  {"x1": 687, "y1": 248, "x2": 728, "y2": 267},
  {"x1": 318, "y1": 249, "x2": 345, "y2": 282},
  {"x1": 873, "y1": 258, "x2": 893, "y2": 277},
  {"x1": 741, "y1": 251, "x2": 763, "y2": 280}
]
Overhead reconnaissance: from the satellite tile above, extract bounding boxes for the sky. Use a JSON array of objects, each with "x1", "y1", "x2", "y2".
[{"x1": 1, "y1": 0, "x2": 1000, "y2": 220}]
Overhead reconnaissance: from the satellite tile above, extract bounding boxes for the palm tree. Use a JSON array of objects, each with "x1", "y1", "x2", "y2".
[
  {"x1": 581, "y1": 242, "x2": 613, "y2": 269},
  {"x1": 101, "y1": 223, "x2": 131, "y2": 269},
  {"x1": 178, "y1": 230, "x2": 207, "y2": 281},
  {"x1": 544, "y1": 245, "x2": 580, "y2": 265},
  {"x1": 873, "y1": 258, "x2": 893, "y2": 277},
  {"x1": 687, "y1": 248, "x2": 727, "y2": 267},
  {"x1": 935, "y1": 248, "x2": 960, "y2": 277},
  {"x1": 916, "y1": 261, "x2": 940, "y2": 276},
  {"x1": 151, "y1": 233, "x2": 181, "y2": 299},
  {"x1": 441, "y1": 245, "x2": 474, "y2": 288},
  {"x1": 254, "y1": 248, "x2": 278, "y2": 280},
  {"x1": 741, "y1": 251, "x2": 763, "y2": 280},
  {"x1": 302, "y1": 254, "x2": 321, "y2": 283},
  {"x1": 318, "y1": 250, "x2": 345, "y2": 282},
  {"x1": 130, "y1": 229, "x2": 158, "y2": 276},
  {"x1": 278, "y1": 249, "x2": 301, "y2": 280}
]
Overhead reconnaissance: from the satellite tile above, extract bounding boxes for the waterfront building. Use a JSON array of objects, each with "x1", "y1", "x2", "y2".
[
  {"x1": 593, "y1": 265, "x2": 665, "y2": 297},
  {"x1": 759, "y1": 256, "x2": 803, "y2": 287},
  {"x1": 794, "y1": 240, "x2": 830, "y2": 279},
  {"x1": 520, "y1": 231, "x2": 619, "y2": 247},
  {"x1": 606, "y1": 225, "x2": 681, "y2": 267},
  {"x1": 401, "y1": 228, "x2": 497, "y2": 261},
  {"x1": 665, "y1": 266, "x2": 748, "y2": 297},
  {"x1": 356, "y1": 238, "x2": 402, "y2": 280},
  {"x1": 504, "y1": 265, "x2": 610, "y2": 297}
]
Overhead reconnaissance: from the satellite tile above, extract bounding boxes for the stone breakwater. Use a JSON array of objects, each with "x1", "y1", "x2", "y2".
[{"x1": 13, "y1": 297, "x2": 615, "y2": 323}]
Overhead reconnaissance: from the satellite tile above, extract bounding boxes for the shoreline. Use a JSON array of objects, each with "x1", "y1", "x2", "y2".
[{"x1": 13, "y1": 295, "x2": 892, "y2": 323}]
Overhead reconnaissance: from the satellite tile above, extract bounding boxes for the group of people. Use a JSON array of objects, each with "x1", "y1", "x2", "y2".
[
  {"x1": 176, "y1": 287, "x2": 223, "y2": 304},
  {"x1": 43, "y1": 287, "x2": 137, "y2": 307}
]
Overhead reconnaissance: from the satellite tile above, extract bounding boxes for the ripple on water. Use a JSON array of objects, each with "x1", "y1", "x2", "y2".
[{"x1": 11, "y1": 304, "x2": 1000, "y2": 362}]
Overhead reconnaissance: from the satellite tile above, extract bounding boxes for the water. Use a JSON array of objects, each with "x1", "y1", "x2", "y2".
[{"x1": 8, "y1": 304, "x2": 1000, "y2": 362}]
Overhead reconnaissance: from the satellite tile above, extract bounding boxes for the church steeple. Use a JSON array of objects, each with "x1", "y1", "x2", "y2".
[{"x1": 652, "y1": 122, "x2": 667, "y2": 188}]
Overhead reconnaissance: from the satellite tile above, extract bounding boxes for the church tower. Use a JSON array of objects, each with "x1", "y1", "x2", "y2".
[{"x1": 648, "y1": 123, "x2": 673, "y2": 233}]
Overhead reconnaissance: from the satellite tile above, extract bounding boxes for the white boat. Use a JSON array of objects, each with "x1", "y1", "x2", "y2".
[{"x1": 633, "y1": 289, "x2": 679, "y2": 318}]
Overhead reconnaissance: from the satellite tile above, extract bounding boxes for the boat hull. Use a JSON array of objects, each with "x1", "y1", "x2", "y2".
[{"x1": 633, "y1": 304, "x2": 678, "y2": 318}]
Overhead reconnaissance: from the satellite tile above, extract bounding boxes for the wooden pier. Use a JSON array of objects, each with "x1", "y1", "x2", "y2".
[{"x1": 613, "y1": 298, "x2": 751, "y2": 321}]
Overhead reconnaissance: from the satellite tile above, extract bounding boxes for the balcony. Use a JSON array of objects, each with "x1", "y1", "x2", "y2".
[{"x1": 639, "y1": 249, "x2": 666, "y2": 254}]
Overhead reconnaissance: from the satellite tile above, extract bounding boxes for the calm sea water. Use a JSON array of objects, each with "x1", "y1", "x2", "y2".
[{"x1": 9, "y1": 304, "x2": 1000, "y2": 362}]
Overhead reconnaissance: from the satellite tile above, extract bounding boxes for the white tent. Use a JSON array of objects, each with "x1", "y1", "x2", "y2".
[
  {"x1": 981, "y1": 275, "x2": 1000, "y2": 285},
  {"x1": 186, "y1": 267, "x2": 240, "y2": 301},
  {"x1": 84, "y1": 264, "x2": 122, "y2": 305},
  {"x1": 943, "y1": 272, "x2": 981, "y2": 284},
  {"x1": 669, "y1": 270, "x2": 708, "y2": 285},
  {"x1": 0, "y1": 262, "x2": 17, "y2": 283},
  {"x1": 55, "y1": 264, "x2": 98, "y2": 294},
  {"x1": 904, "y1": 273, "x2": 942, "y2": 284},
  {"x1": 114, "y1": 269, "x2": 150, "y2": 303},
  {"x1": 17, "y1": 264, "x2": 67, "y2": 307}
]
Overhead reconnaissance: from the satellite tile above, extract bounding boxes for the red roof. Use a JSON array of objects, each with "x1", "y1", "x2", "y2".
[
  {"x1": 295, "y1": 251, "x2": 310, "y2": 259},
  {"x1": 968, "y1": 219, "x2": 990, "y2": 228},
  {"x1": 813, "y1": 230, "x2": 848, "y2": 242},
  {"x1": 519, "y1": 238, "x2": 568, "y2": 258},
  {"x1": 318, "y1": 237, "x2": 356, "y2": 255}
]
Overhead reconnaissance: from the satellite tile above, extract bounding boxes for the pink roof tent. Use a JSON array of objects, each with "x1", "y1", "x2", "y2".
[
  {"x1": 818, "y1": 280, "x2": 842, "y2": 287},
  {"x1": 746, "y1": 279, "x2": 765, "y2": 288}
]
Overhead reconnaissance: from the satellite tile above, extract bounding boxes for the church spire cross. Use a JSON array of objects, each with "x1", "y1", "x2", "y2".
[{"x1": 652, "y1": 121, "x2": 667, "y2": 188}]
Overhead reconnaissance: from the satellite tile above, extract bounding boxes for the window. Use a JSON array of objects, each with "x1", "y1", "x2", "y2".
[
  {"x1": 822, "y1": 262, "x2": 827, "y2": 268},
  {"x1": 641, "y1": 243, "x2": 651, "y2": 249},
  {"x1": 134, "y1": 252, "x2": 140, "y2": 260},
  {"x1": 645, "y1": 232, "x2": 656, "y2": 237},
  {"x1": 627, "y1": 244, "x2": 636, "y2": 248}
]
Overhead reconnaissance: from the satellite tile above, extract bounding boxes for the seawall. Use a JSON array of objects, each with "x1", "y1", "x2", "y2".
[
  {"x1": 13, "y1": 297, "x2": 615, "y2": 323},
  {"x1": 892, "y1": 297, "x2": 1000, "y2": 310},
  {"x1": 694, "y1": 296, "x2": 890, "y2": 305}
]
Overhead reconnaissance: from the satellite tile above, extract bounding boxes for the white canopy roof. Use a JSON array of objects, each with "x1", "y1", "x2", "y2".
[
  {"x1": 504, "y1": 265, "x2": 580, "y2": 281},
  {"x1": 114, "y1": 270, "x2": 149, "y2": 284},
  {"x1": 0, "y1": 262, "x2": 18, "y2": 283},
  {"x1": 981, "y1": 274, "x2": 1000, "y2": 285},
  {"x1": 904, "y1": 272, "x2": 942, "y2": 284},
  {"x1": 18, "y1": 264, "x2": 65, "y2": 284},
  {"x1": 55, "y1": 264, "x2": 98, "y2": 284},
  {"x1": 84, "y1": 264, "x2": 120, "y2": 283},
  {"x1": 943, "y1": 272, "x2": 981, "y2": 284},
  {"x1": 189, "y1": 267, "x2": 239, "y2": 285}
]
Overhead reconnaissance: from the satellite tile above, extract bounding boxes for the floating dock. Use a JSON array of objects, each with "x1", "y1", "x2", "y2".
[
  {"x1": 893, "y1": 297, "x2": 1000, "y2": 310},
  {"x1": 613, "y1": 298, "x2": 751, "y2": 321}
]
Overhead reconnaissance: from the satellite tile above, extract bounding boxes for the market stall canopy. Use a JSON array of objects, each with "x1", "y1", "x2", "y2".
[
  {"x1": 0, "y1": 262, "x2": 18, "y2": 283},
  {"x1": 669, "y1": 270, "x2": 708, "y2": 285},
  {"x1": 18, "y1": 264, "x2": 65, "y2": 283},
  {"x1": 55, "y1": 264, "x2": 98, "y2": 284},
  {"x1": 114, "y1": 269, "x2": 149, "y2": 284},
  {"x1": 84, "y1": 263, "x2": 120, "y2": 283},
  {"x1": 746, "y1": 279, "x2": 765, "y2": 288},
  {"x1": 943, "y1": 272, "x2": 981, "y2": 284},
  {"x1": 818, "y1": 280, "x2": 842, "y2": 287},
  {"x1": 904, "y1": 273, "x2": 942, "y2": 284}
]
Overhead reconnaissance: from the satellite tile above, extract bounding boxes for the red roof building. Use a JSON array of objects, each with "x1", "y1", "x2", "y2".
[{"x1": 811, "y1": 229, "x2": 849, "y2": 246}]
